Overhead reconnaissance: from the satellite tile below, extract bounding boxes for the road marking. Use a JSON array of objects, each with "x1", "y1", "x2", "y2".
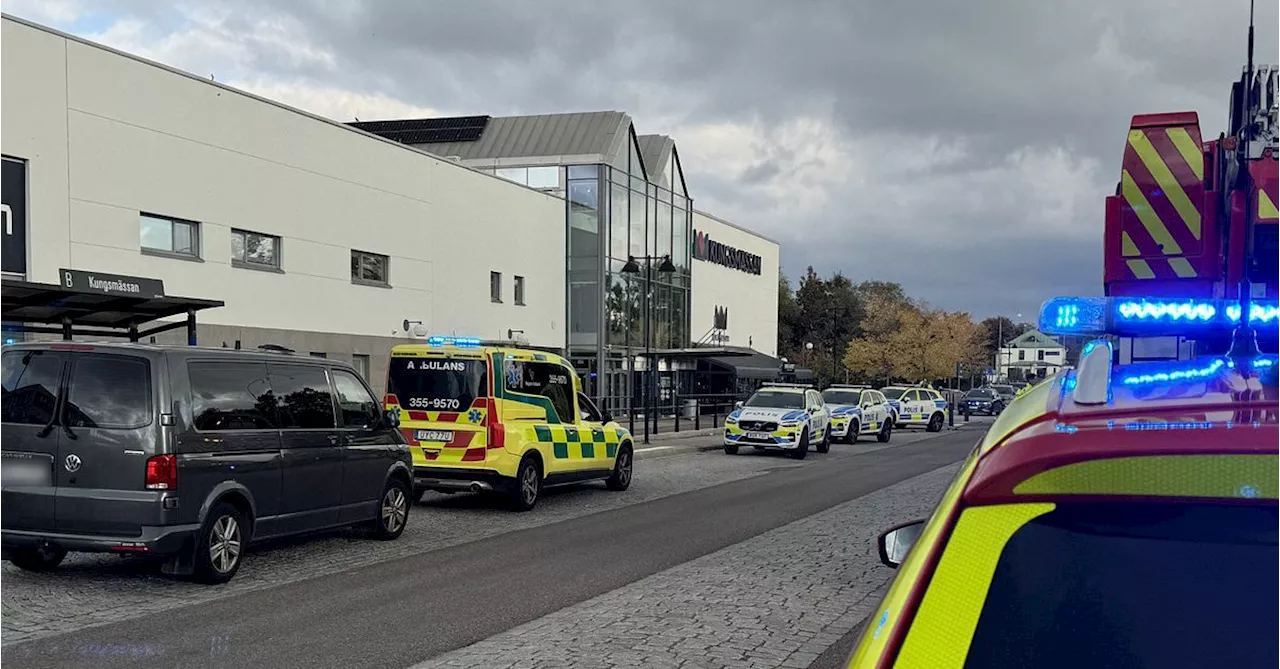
[{"x1": 636, "y1": 446, "x2": 675, "y2": 453}]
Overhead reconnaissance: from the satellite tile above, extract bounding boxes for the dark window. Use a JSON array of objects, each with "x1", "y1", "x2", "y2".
[
  {"x1": 1018, "y1": 349, "x2": 1026, "y2": 361},
  {"x1": 231, "y1": 229, "x2": 281, "y2": 269},
  {"x1": 514, "y1": 275, "x2": 526, "y2": 306},
  {"x1": 504, "y1": 360, "x2": 574, "y2": 423},
  {"x1": 351, "y1": 250, "x2": 389, "y2": 285},
  {"x1": 64, "y1": 355, "x2": 152, "y2": 429},
  {"x1": 577, "y1": 392, "x2": 602, "y2": 422},
  {"x1": 1, "y1": 351, "x2": 63, "y2": 425},
  {"x1": 309, "y1": 352, "x2": 327, "y2": 359},
  {"x1": 1037, "y1": 349, "x2": 1046, "y2": 361},
  {"x1": 744, "y1": 390, "x2": 804, "y2": 409},
  {"x1": 880, "y1": 388, "x2": 907, "y2": 400},
  {"x1": 332, "y1": 369, "x2": 381, "y2": 429},
  {"x1": 388, "y1": 357, "x2": 489, "y2": 412},
  {"x1": 490, "y1": 271, "x2": 502, "y2": 303},
  {"x1": 901, "y1": 390, "x2": 920, "y2": 402},
  {"x1": 189, "y1": 361, "x2": 278, "y2": 430},
  {"x1": 965, "y1": 503, "x2": 1278, "y2": 669},
  {"x1": 268, "y1": 365, "x2": 336, "y2": 429},
  {"x1": 821, "y1": 389, "x2": 861, "y2": 405}
]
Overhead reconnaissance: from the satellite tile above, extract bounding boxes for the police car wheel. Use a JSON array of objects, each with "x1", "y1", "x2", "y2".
[
  {"x1": 508, "y1": 456, "x2": 541, "y2": 512},
  {"x1": 816, "y1": 427, "x2": 830, "y2": 453},
  {"x1": 605, "y1": 445, "x2": 633, "y2": 491},
  {"x1": 790, "y1": 429, "x2": 809, "y2": 460},
  {"x1": 876, "y1": 420, "x2": 892, "y2": 443},
  {"x1": 926, "y1": 413, "x2": 944, "y2": 432},
  {"x1": 723, "y1": 444, "x2": 739, "y2": 455},
  {"x1": 846, "y1": 421, "x2": 860, "y2": 443}
]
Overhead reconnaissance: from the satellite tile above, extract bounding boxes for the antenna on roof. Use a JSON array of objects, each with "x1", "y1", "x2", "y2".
[{"x1": 1228, "y1": 0, "x2": 1260, "y2": 359}]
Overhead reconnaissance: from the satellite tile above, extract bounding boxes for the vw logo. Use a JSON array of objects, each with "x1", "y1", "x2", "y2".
[{"x1": 64, "y1": 454, "x2": 82, "y2": 473}]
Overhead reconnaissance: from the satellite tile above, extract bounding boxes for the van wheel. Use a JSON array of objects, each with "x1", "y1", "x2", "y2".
[
  {"x1": 8, "y1": 544, "x2": 67, "y2": 572},
  {"x1": 847, "y1": 421, "x2": 860, "y2": 443},
  {"x1": 605, "y1": 445, "x2": 633, "y2": 491},
  {"x1": 791, "y1": 429, "x2": 809, "y2": 460},
  {"x1": 192, "y1": 502, "x2": 246, "y2": 585},
  {"x1": 927, "y1": 413, "x2": 945, "y2": 432},
  {"x1": 816, "y1": 427, "x2": 830, "y2": 453},
  {"x1": 508, "y1": 456, "x2": 541, "y2": 512},
  {"x1": 372, "y1": 477, "x2": 410, "y2": 540},
  {"x1": 877, "y1": 420, "x2": 893, "y2": 443}
]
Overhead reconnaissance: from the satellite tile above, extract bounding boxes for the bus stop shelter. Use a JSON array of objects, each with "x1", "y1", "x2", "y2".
[{"x1": 1, "y1": 270, "x2": 224, "y2": 345}]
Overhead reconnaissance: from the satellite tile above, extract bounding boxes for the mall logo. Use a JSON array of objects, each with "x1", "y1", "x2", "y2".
[
  {"x1": 713, "y1": 305, "x2": 729, "y2": 331},
  {"x1": 693, "y1": 230, "x2": 762, "y2": 275}
]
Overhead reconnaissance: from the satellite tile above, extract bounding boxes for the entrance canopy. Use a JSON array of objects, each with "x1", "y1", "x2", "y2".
[{"x1": 2, "y1": 270, "x2": 223, "y2": 344}]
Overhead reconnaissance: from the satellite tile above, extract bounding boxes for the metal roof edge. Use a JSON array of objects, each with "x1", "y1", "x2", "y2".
[{"x1": 0, "y1": 14, "x2": 568, "y2": 203}]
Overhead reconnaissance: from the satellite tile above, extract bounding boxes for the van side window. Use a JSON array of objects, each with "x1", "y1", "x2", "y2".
[
  {"x1": 332, "y1": 370, "x2": 381, "y2": 429},
  {"x1": 64, "y1": 355, "x2": 152, "y2": 429},
  {"x1": 506, "y1": 361, "x2": 574, "y2": 423},
  {"x1": 189, "y1": 361, "x2": 278, "y2": 430},
  {"x1": 268, "y1": 364, "x2": 336, "y2": 429},
  {"x1": 1, "y1": 351, "x2": 64, "y2": 425}
]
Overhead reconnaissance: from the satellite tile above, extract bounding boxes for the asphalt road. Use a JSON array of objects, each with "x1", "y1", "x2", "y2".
[{"x1": 2, "y1": 429, "x2": 978, "y2": 669}]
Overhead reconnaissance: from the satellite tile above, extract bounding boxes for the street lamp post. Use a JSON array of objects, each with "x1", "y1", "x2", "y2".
[{"x1": 621, "y1": 254, "x2": 676, "y2": 444}]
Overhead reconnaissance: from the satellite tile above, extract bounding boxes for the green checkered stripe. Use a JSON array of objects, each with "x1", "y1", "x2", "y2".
[{"x1": 534, "y1": 424, "x2": 624, "y2": 459}]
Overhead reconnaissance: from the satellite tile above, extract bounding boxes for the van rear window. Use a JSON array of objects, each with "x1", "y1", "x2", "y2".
[{"x1": 388, "y1": 357, "x2": 488, "y2": 412}]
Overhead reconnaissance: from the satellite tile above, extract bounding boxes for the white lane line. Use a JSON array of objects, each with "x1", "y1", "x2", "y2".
[{"x1": 635, "y1": 446, "x2": 675, "y2": 453}]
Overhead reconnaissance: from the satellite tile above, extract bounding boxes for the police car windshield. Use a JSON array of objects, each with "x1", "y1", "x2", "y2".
[
  {"x1": 387, "y1": 357, "x2": 489, "y2": 411},
  {"x1": 880, "y1": 388, "x2": 907, "y2": 400},
  {"x1": 821, "y1": 390, "x2": 861, "y2": 405},
  {"x1": 965, "y1": 502, "x2": 1277, "y2": 669},
  {"x1": 744, "y1": 390, "x2": 805, "y2": 409}
]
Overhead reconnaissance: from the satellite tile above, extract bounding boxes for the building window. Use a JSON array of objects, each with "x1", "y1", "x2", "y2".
[
  {"x1": 310, "y1": 352, "x2": 327, "y2": 359},
  {"x1": 1018, "y1": 350, "x2": 1026, "y2": 361},
  {"x1": 352, "y1": 354, "x2": 370, "y2": 380},
  {"x1": 231, "y1": 229, "x2": 281, "y2": 270},
  {"x1": 351, "y1": 250, "x2": 389, "y2": 286},
  {"x1": 1037, "y1": 350, "x2": 1046, "y2": 361},
  {"x1": 514, "y1": 276, "x2": 526, "y2": 306},
  {"x1": 140, "y1": 213, "x2": 200, "y2": 259},
  {"x1": 490, "y1": 271, "x2": 502, "y2": 303}
]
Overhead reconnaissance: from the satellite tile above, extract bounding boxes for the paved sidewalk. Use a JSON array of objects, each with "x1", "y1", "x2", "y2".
[{"x1": 412, "y1": 462, "x2": 962, "y2": 669}]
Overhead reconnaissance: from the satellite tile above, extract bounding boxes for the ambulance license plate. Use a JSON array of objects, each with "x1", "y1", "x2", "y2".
[
  {"x1": 747, "y1": 431, "x2": 771, "y2": 440},
  {"x1": 415, "y1": 430, "x2": 453, "y2": 442}
]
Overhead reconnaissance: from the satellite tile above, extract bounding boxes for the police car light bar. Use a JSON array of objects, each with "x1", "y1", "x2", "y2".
[
  {"x1": 426, "y1": 335, "x2": 482, "y2": 348},
  {"x1": 1039, "y1": 297, "x2": 1280, "y2": 336}
]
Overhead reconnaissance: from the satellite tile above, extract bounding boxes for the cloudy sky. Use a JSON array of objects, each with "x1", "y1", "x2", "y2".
[{"x1": 8, "y1": 0, "x2": 1276, "y2": 318}]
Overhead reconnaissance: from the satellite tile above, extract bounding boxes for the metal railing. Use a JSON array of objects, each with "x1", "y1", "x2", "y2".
[{"x1": 597, "y1": 392, "x2": 739, "y2": 436}]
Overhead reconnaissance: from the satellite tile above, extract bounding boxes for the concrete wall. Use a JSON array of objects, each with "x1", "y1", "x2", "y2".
[
  {"x1": 1, "y1": 16, "x2": 566, "y2": 350},
  {"x1": 690, "y1": 210, "x2": 780, "y2": 356}
]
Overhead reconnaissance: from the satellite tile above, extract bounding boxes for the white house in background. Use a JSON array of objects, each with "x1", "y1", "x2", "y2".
[{"x1": 998, "y1": 329, "x2": 1067, "y2": 381}]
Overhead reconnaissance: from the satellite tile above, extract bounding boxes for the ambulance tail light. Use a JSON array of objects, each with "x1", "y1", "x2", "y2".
[
  {"x1": 384, "y1": 393, "x2": 401, "y2": 408},
  {"x1": 1040, "y1": 296, "x2": 1280, "y2": 336},
  {"x1": 485, "y1": 398, "x2": 505, "y2": 450}
]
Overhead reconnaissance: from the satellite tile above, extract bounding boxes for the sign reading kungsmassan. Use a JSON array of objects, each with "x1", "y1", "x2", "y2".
[
  {"x1": 692, "y1": 230, "x2": 762, "y2": 275},
  {"x1": 59, "y1": 269, "x2": 166, "y2": 299}
]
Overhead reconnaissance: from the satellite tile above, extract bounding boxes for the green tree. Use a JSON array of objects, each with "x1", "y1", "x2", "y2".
[{"x1": 777, "y1": 272, "x2": 800, "y2": 359}]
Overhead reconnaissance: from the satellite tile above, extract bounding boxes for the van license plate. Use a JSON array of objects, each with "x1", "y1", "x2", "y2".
[
  {"x1": 747, "y1": 431, "x2": 771, "y2": 440},
  {"x1": 415, "y1": 430, "x2": 454, "y2": 442},
  {"x1": 1, "y1": 459, "x2": 51, "y2": 487}
]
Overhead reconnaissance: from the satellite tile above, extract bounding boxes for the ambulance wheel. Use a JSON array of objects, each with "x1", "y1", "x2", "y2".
[
  {"x1": 791, "y1": 429, "x2": 809, "y2": 460},
  {"x1": 723, "y1": 444, "x2": 739, "y2": 455},
  {"x1": 926, "y1": 413, "x2": 945, "y2": 432},
  {"x1": 877, "y1": 420, "x2": 893, "y2": 443},
  {"x1": 846, "y1": 421, "x2": 860, "y2": 443},
  {"x1": 508, "y1": 456, "x2": 542, "y2": 512},
  {"x1": 816, "y1": 427, "x2": 830, "y2": 453},
  {"x1": 605, "y1": 444, "x2": 633, "y2": 491}
]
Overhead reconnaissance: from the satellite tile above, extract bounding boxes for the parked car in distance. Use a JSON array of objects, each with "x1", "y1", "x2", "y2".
[
  {"x1": 964, "y1": 387, "x2": 1005, "y2": 415},
  {"x1": 989, "y1": 383, "x2": 1017, "y2": 404},
  {"x1": 1, "y1": 342, "x2": 413, "y2": 584}
]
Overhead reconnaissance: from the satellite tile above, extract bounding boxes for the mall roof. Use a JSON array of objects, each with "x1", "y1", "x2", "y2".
[
  {"x1": 636, "y1": 134, "x2": 674, "y2": 180},
  {"x1": 355, "y1": 111, "x2": 632, "y2": 164}
]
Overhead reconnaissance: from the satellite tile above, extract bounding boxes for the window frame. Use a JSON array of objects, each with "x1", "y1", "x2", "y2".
[
  {"x1": 350, "y1": 249, "x2": 391, "y2": 287},
  {"x1": 63, "y1": 353, "x2": 154, "y2": 430},
  {"x1": 331, "y1": 368, "x2": 383, "y2": 430},
  {"x1": 187, "y1": 360, "x2": 280, "y2": 432},
  {"x1": 490, "y1": 271, "x2": 503, "y2": 303},
  {"x1": 140, "y1": 212, "x2": 202, "y2": 261},
  {"x1": 351, "y1": 354, "x2": 370, "y2": 381},
  {"x1": 514, "y1": 275, "x2": 526, "y2": 306},
  {"x1": 267, "y1": 363, "x2": 339, "y2": 431},
  {"x1": 230, "y1": 228, "x2": 283, "y2": 272}
]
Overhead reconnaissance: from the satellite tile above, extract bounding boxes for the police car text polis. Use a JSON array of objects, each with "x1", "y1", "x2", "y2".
[{"x1": 724, "y1": 384, "x2": 831, "y2": 458}]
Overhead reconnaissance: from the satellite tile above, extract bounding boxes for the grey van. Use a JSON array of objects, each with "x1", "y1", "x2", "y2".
[{"x1": 1, "y1": 342, "x2": 412, "y2": 584}]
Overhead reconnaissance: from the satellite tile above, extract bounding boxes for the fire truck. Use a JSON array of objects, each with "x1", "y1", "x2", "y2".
[{"x1": 1098, "y1": 63, "x2": 1278, "y2": 361}]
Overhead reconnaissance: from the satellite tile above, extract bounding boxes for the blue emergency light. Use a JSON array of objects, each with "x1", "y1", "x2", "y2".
[
  {"x1": 1040, "y1": 297, "x2": 1280, "y2": 337},
  {"x1": 426, "y1": 335, "x2": 482, "y2": 348}
]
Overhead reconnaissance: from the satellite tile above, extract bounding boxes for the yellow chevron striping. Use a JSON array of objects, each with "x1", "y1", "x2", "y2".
[
  {"x1": 1128, "y1": 130, "x2": 1201, "y2": 239},
  {"x1": 1168, "y1": 257, "x2": 1196, "y2": 278},
  {"x1": 1121, "y1": 232, "x2": 1140, "y2": 257},
  {"x1": 1260, "y1": 190, "x2": 1279, "y2": 220},
  {"x1": 1164, "y1": 127, "x2": 1204, "y2": 181},
  {"x1": 1121, "y1": 170, "x2": 1184, "y2": 255},
  {"x1": 1127, "y1": 259, "x2": 1156, "y2": 279}
]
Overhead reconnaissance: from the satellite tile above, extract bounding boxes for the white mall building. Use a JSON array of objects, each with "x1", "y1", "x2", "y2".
[{"x1": 0, "y1": 14, "x2": 782, "y2": 412}]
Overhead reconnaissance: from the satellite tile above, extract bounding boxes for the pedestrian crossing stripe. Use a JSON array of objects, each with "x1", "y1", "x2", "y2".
[{"x1": 534, "y1": 424, "x2": 626, "y2": 459}]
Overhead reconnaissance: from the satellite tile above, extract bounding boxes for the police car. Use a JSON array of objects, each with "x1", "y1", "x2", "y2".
[
  {"x1": 843, "y1": 296, "x2": 1279, "y2": 668},
  {"x1": 886, "y1": 386, "x2": 948, "y2": 432},
  {"x1": 821, "y1": 385, "x2": 893, "y2": 443},
  {"x1": 724, "y1": 384, "x2": 831, "y2": 459}
]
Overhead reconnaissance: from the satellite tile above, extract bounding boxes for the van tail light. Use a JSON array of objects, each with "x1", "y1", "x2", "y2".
[
  {"x1": 485, "y1": 398, "x2": 505, "y2": 450},
  {"x1": 384, "y1": 393, "x2": 400, "y2": 408},
  {"x1": 145, "y1": 454, "x2": 177, "y2": 490}
]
